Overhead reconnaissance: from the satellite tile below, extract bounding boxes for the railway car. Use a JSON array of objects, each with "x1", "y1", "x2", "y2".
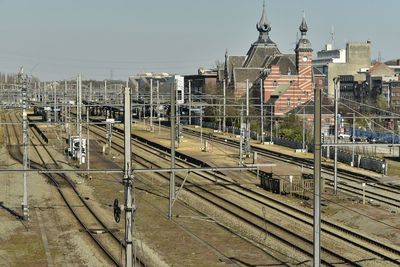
[{"x1": 259, "y1": 171, "x2": 323, "y2": 198}]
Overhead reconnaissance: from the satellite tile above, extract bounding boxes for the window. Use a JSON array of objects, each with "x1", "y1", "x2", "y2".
[
  {"x1": 287, "y1": 97, "x2": 291, "y2": 106},
  {"x1": 273, "y1": 80, "x2": 278, "y2": 86}
]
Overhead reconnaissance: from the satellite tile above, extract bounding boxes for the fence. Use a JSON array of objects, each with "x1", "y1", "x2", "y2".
[{"x1": 190, "y1": 121, "x2": 387, "y2": 174}]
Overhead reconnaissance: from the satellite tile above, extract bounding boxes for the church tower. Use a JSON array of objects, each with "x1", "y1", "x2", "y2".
[{"x1": 295, "y1": 14, "x2": 313, "y2": 100}]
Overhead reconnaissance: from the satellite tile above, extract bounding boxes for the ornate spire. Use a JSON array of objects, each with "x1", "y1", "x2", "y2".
[
  {"x1": 255, "y1": 0, "x2": 274, "y2": 45},
  {"x1": 299, "y1": 11, "x2": 308, "y2": 36},
  {"x1": 295, "y1": 11, "x2": 312, "y2": 52}
]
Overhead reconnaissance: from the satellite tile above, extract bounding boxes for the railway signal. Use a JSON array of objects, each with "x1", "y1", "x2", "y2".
[{"x1": 113, "y1": 199, "x2": 121, "y2": 223}]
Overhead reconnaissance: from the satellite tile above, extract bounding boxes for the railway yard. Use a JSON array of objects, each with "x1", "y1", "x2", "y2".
[{"x1": 0, "y1": 108, "x2": 399, "y2": 267}]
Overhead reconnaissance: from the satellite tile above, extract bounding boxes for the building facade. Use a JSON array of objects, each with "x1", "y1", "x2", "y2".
[{"x1": 218, "y1": 3, "x2": 316, "y2": 115}]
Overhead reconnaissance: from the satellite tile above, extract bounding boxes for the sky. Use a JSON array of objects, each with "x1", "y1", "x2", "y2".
[{"x1": 0, "y1": 0, "x2": 399, "y2": 81}]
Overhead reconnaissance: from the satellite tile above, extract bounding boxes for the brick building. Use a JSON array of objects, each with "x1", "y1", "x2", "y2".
[
  {"x1": 219, "y1": 3, "x2": 316, "y2": 116},
  {"x1": 258, "y1": 15, "x2": 315, "y2": 115}
]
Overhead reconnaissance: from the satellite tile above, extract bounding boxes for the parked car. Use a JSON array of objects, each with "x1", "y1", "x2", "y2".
[{"x1": 338, "y1": 133, "x2": 351, "y2": 139}]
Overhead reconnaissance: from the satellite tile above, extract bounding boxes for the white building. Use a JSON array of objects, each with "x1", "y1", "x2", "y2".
[{"x1": 313, "y1": 44, "x2": 346, "y2": 75}]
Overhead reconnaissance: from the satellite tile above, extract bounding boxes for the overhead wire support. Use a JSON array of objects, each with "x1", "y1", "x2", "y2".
[
  {"x1": 18, "y1": 67, "x2": 29, "y2": 220},
  {"x1": 169, "y1": 82, "x2": 176, "y2": 219},
  {"x1": 333, "y1": 77, "x2": 340, "y2": 195},
  {"x1": 123, "y1": 85, "x2": 135, "y2": 267},
  {"x1": 313, "y1": 83, "x2": 322, "y2": 266}
]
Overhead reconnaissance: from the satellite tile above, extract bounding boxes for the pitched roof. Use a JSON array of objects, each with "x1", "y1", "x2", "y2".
[
  {"x1": 243, "y1": 44, "x2": 280, "y2": 68},
  {"x1": 233, "y1": 68, "x2": 263, "y2": 83},
  {"x1": 268, "y1": 54, "x2": 298, "y2": 75},
  {"x1": 368, "y1": 62, "x2": 394, "y2": 75},
  {"x1": 271, "y1": 84, "x2": 290, "y2": 96},
  {"x1": 227, "y1": 55, "x2": 247, "y2": 81},
  {"x1": 313, "y1": 67, "x2": 324, "y2": 76}
]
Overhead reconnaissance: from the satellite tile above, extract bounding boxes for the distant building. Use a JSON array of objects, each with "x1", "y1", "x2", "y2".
[
  {"x1": 326, "y1": 42, "x2": 372, "y2": 97},
  {"x1": 385, "y1": 59, "x2": 400, "y2": 77},
  {"x1": 218, "y1": 3, "x2": 316, "y2": 115},
  {"x1": 390, "y1": 82, "x2": 400, "y2": 113},
  {"x1": 313, "y1": 43, "x2": 346, "y2": 75},
  {"x1": 184, "y1": 68, "x2": 218, "y2": 98}
]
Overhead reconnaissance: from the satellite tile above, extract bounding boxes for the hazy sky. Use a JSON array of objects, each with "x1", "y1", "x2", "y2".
[{"x1": 0, "y1": 0, "x2": 399, "y2": 81}]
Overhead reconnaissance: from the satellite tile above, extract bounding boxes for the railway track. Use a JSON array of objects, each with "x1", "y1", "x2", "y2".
[
  {"x1": 89, "y1": 123, "x2": 400, "y2": 266},
  {"x1": 4, "y1": 112, "x2": 145, "y2": 267},
  {"x1": 180, "y1": 127, "x2": 400, "y2": 209}
]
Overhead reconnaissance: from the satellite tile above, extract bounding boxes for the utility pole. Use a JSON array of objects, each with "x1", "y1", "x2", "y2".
[
  {"x1": 260, "y1": 79, "x2": 264, "y2": 144},
  {"x1": 244, "y1": 79, "x2": 251, "y2": 156},
  {"x1": 351, "y1": 113, "x2": 355, "y2": 166},
  {"x1": 169, "y1": 83, "x2": 176, "y2": 218},
  {"x1": 150, "y1": 79, "x2": 153, "y2": 131},
  {"x1": 86, "y1": 108, "x2": 90, "y2": 178},
  {"x1": 313, "y1": 84, "x2": 322, "y2": 266},
  {"x1": 19, "y1": 67, "x2": 29, "y2": 220},
  {"x1": 104, "y1": 80, "x2": 107, "y2": 103},
  {"x1": 157, "y1": 80, "x2": 161, "y2": 134},
  {"x1": 302, "y1": 106, "x2": 306, "y2": 151},
  {"x1": 64, "y1": 81, "x2": 67, "y2": 124},
  {"x1": 123, "y1": 85, "x2": 135, "y2": 267},
  {"x1": 53, "y1": 83, "x2": 57, "y2": 123},
  {"x1": 333, "y1": 77, "x2": 339, "y2": 195},
  {"x1": 200, "y1": 104, "x2": 203, "y2": 149},
  {"x1": 89, "y1": 82, "x2": 92, "y2": 102},
  {"x1": 77, "y1": 74, "x2": 83, "y2": 165},
  {"x1": 239, "y1": 105, "x2": 244, "y2": 165},
  {"x1": 188, "y1": 80, "x2": 192, "y2": 125},
  {"x1": 270, "y1": 105, "x2": 273, "y2": 143},
  {"x1": 223, "y1": 80, "x2": 226, "y2": 132}
]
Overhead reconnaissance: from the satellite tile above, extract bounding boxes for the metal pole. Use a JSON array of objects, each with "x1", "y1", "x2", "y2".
[
  {"x1": 169, "y1": 83, "x2": 176, "y2": 219},
  {"x1": 352, "y1": 113, "x2": 355, "y2": 166},
  {"x1": 200, "y1": 105, "x2": 203, "y2": 149},
  {"x1": 313, "y1": 85, "x2": 322, "y2": 266},
  {"x1": 302, "y1": 106, "x2": 306, "y2": 151},
  {"x1": 150, "y1": 79, "x2": 153, "y2": 131},
  {"x1": 260, "y1": 79, "x2": 264, "y2": 144},
  {"x1": 78, "y1": 74, "x2": 83, "y2": 165},
  {"x1": 86, "y1": 108, "x2": 90, "y2": 178},
  {"x1": 20, "y1": 69, "x2": 29, "y2": 220},
  {"x1": 245, "y1": 79, "x2": 250, "y2": 156},
  {"x1": 89, "y1": 82, "x2": 92, "y2": 102},
  {"x1": 240, "y1": 105, "x2": 244, "y2": 165},
  {"x1": 157, "y1": 80, "x2": 160, "y2": 135},
  {"x1": 223, "y1": 80, "x2": 226, "y2": 132},
  {"x1": 333, "y1": 78, "x2": 339, "y2": 195},
  {"x1": 270, "y1": 105, "x2": 273, "y2": 142},
  {"x1": 189, "y1": 80, "x2": 192, "y2": 125},
  {"x1": 392, "y1": 117, "x2": 395, "y2": 156},
  {"x1": 53, "y1": 83, "x2": 57, "y2": 123},
  {"x1": 104, "y1": 80, "x2": 107, "y2": 103},
  {"x1": 123, "y1": 85, "x2": 134, "y2": 267},
  {"x1": 64, "y1": 81, "x2": 67, "y2": 124}
]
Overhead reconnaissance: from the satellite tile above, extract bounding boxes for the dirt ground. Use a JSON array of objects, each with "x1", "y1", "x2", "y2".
[{"x1": 1, "y1": 114, "x2": 399, "y2": 266}]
